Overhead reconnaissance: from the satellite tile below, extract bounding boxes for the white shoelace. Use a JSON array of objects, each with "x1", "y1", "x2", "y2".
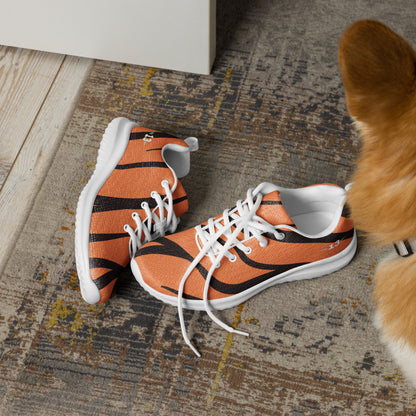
[
  {"x1": 124, "y1": 179, "x2": 179, "y2": 258},
  {"x1": 177, "y1": 186, "x2": 288, "y2": 357}
]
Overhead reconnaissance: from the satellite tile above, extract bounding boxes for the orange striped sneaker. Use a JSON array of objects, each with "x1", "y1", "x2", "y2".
[
  {"x1": 75, "y1": 117, "x2": 198, "y2": 304},
  {"x1": 131, "y1": 182, "x2": 357, "y2": 355}
]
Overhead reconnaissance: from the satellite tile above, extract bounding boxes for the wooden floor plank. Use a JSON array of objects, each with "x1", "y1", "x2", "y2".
[
  {"x1": 0, "y1": 46, "x2": 65, "y2": 188},
  {"x1": 0, "y1": 54, "x2": 94, "y2": 274}
]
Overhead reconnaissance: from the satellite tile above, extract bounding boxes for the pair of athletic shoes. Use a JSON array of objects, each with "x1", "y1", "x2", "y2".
[{"x1": 75, "y1": 117, "x2": 357, "y2": 356}]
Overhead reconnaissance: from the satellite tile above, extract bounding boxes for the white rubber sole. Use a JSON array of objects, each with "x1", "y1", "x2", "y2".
[
  {"x1": 131, "y1": 231, "x2": 357, "y2": 311},
  {"x1": 75, "y1": 117, "x2": 138, "y2": 304}
]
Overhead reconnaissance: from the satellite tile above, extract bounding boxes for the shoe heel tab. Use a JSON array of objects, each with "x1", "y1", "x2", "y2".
[{"x1": 185, "y1": 137, "x2": 199, "y2": 152}]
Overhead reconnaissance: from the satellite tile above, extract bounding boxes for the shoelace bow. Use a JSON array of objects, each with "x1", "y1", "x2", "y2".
[
  {"x1": 177, "y1": 187, "x2": 291, "y2": 357},
  {"x1": 124, "y1": 180, "x2": 179, "y2": 258}
]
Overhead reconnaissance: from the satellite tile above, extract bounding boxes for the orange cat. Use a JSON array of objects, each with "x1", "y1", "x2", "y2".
[{"x1": 338, "y1": 20, "x2": 416, "y2": 385}]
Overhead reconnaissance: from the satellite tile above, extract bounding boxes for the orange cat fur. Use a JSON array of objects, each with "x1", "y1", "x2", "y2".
[{"x1": 339, "y1": 20, "x2": 416, "y2": 385}]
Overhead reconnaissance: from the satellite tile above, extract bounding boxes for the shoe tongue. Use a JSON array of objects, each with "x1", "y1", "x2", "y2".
[{"x1": 255, "y1": 190, "x2": 294, "y2": 226}]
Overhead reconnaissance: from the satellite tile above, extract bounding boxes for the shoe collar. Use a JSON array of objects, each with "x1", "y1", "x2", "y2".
[
  {"x1": 162, "y1": 137, "x2": 198, "y2": 179},
  {"x1": 254, "y1": 182, "x2": 348, "y2": 238}
]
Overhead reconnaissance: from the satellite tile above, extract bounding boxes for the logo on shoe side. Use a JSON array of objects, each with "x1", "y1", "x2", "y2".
[
  {"x1": 322, "y1": 239, "x2": 341, "y2": 251},
  {"x1": 144, "y1": 132, "x2": 154, "y2": 143}
]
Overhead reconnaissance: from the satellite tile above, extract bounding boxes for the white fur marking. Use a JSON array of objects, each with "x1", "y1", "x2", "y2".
[{"x1": 374, "y1": 311, "x2": 416, "y2": 386}]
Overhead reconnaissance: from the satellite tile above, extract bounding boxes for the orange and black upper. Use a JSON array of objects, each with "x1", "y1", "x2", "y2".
[{"x1": 89, "y1": 126, "x2": 190, "y2": 303}]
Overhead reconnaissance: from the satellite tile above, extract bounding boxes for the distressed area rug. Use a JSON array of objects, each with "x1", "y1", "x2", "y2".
[{"x1": 2, "y1": 1, "x2": 416, "y2": 414}]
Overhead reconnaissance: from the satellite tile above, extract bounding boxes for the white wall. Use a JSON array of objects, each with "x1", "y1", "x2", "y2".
[{"x1": 0, "y1": 0, "x2": 216, "y2": 74}]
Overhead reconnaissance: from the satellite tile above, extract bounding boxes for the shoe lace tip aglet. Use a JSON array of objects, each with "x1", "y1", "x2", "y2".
[
  {"x1": 188, "y1": 342, "x2": 201, "y2": 358},
  {"x1": 233, "y1": 329, "x2": 249, "y2": 337}
]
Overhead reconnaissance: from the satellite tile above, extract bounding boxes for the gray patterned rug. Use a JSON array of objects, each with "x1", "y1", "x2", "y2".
[{"x1": 1, "y1": 0, "x2": 416, "y2": 414}]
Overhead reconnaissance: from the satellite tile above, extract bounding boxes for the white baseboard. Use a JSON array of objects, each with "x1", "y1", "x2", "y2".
[{"x1": 0, "y1": 0, "x2": 216, "y2": 74}]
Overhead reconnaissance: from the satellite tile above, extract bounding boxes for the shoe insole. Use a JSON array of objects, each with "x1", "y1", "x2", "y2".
[{"x1": 291, "y1": 211, "x2": 334, "y2": 235}]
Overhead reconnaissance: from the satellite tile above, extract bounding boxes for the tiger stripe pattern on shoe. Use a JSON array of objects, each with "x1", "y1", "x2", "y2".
[
  {"x1": 130, "y1": 182, "x2": 357, "y2": 356},
  {"x1": 135, "y1": 227, "x2": 355, "y2": 301},
  {"x1": 75, "y1": 117, "x2": 197, "y2": 304}
]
